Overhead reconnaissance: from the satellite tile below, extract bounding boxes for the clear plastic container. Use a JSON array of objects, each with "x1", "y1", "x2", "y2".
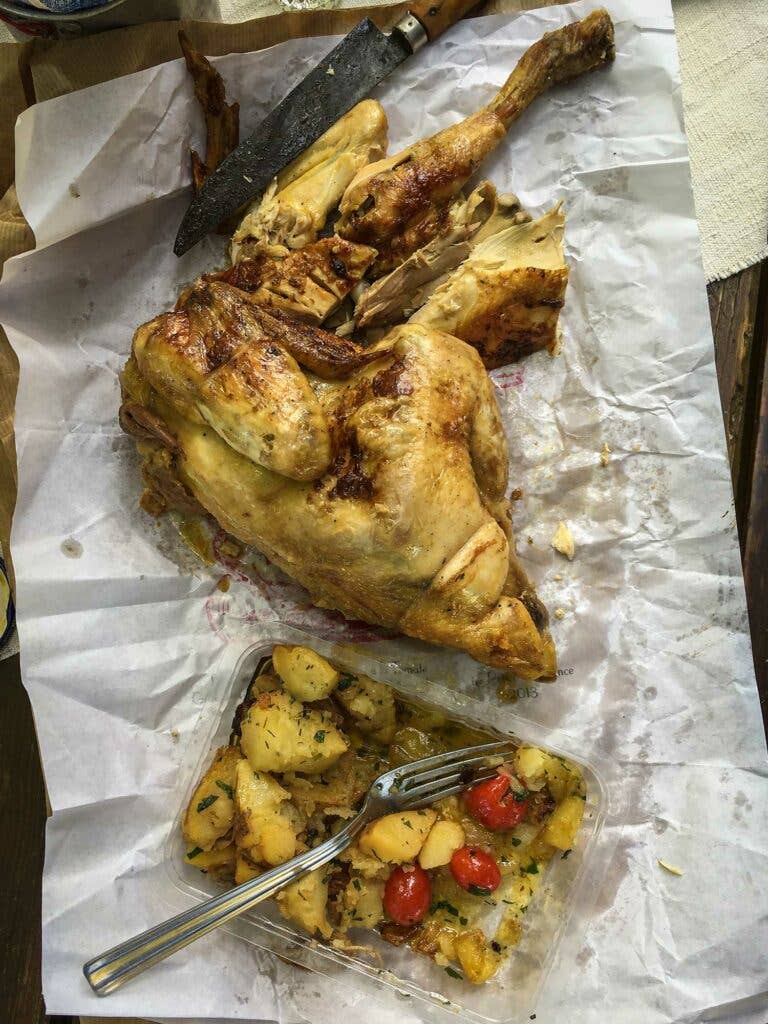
[{"x1": 163, "y1": 622, "x2": 613, "y2": 1024}]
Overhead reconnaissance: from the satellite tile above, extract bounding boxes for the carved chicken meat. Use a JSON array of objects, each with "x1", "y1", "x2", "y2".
[
  {"x1": 411, "y1": 206, "x2": 568, "y2": 367},
  {"x1": 122, "y1": 280, "x2": 555, "y2": 678},
  {"x1": 336, "y1": 9, "x2": 614, "y2": 276}
]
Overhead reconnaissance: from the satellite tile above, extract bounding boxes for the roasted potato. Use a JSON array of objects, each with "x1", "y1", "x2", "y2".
[
  {"x1": 185, "y1": 842, "x2": 236, "y2": 882},
  {"x1": 182, "y1": 745, "x2": 240, "y2": 851},
  {"x1": 418, "y1": 819, "x2": 465, "y2": 869},
  {"x1": 455, "y1": 928, "x2": 501, "y2": 983},
  {"x1": 272, "y1": 645, "x2": 340, "y2": 701},
  {"x1": 359, "y1": 809, "x2": 437, "y2": 863},
  {"x1": 277, "y1": 867, "x2": 333, "y2": 938},
  {"x1": 240, "y1": 691, "x2": 348, "y2": 774},
  {"x1": 234, "y1": 760, "x2": 303, "y2": 866},
  {"x1": 335, "y1": 673, "x2": 396, "y2": 742},
  {"x1": 541, "y1": 795, "x2": 585, "y2": 850},
  {"x1": 340, "y1": 876, "x2": 385, "y2": 930}
]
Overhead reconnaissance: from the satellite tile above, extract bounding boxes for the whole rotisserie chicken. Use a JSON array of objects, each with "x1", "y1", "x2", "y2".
[{"x1": 120, "y1": 10, "x2": 615, "y2": 676}]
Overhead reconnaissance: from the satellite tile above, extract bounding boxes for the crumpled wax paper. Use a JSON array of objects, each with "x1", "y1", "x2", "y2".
[{"x1": 1, "y1": 1, "x2": 767, "y2": 1021}]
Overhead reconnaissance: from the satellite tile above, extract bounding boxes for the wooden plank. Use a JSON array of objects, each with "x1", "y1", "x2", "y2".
[
  {"x1": 0, "y1": 655, "x2": 47, "y2": 1024},
  {"x1": 707, "y1": 264, "x2": 764, "y2": 524},
  {"x1": 738, "y1": 263, "x2": 768, "y2": 724}
]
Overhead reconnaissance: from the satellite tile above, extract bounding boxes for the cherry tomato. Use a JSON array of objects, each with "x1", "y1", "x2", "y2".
[
  {"x1": 464, "y1": 773, "x2": 529, "y2": 832},
  {"x1": 450, "y1": 846, "x2": 502, "y2": 896},
  {"x1": 383, "y1": 864, "x2": 432, "y2": 925}
]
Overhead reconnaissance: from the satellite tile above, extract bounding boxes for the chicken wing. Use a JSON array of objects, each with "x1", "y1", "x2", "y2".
[{"x1": 336, "y1": 9, "x2": 614, "y2": 275}]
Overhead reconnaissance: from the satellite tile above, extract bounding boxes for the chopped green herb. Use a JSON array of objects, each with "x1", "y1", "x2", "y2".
[
  {"x1": 445, "y1": 967, "x2": 463, "y2": 980},
  {"x1": 216, "y1": 780, "x2": 234, "y2": 800},
  {"x1": 459, "y1": 916, "x2": 468, "y2": 926},
  {"x1": 186, "y1": 847, "x2": 203, "y2": 859},
  {"x1": 468, "y1": 883, "x2": 493, "y2": 897},
  {"x1": 402, "y1": 819, "x2": 414, "y2": 830},
  {"x1": 337, "y1": 673, "x2": 356, "y2": 691},
  {"x1": 314, "y1": 730, "x2": 326, "y2": 743},
  {"x1": 491, "y1": 940, "x2": 502, "y2": 953},
  {"x1": 513, "y1": 789, "x2": 530, "y2": 803},
  {"x1": 430, "y1": 900, "x2": 459, "y2": 917},
  {"x1": 522, "y1": 860, "x2": 539, "y2": 875},
  {"x1": 561, "y1": 849, "x2": 572, "y2": 860},
  {"x1": 510, "y1": 837, "x2": 522, "y2": 847},
  {"x1": 353, "y1": 878, "x2": 362, "y2": 891},
  {"x1": 196, "y1": 794, "x2": 219, "y2": 813}
]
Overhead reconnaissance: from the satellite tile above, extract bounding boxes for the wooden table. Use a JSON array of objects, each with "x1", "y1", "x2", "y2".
[{"x1": 0, "y1": 7, "x2": 766, "y2": 1022}]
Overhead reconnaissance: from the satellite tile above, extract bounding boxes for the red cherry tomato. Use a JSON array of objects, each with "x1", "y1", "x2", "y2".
[
  {"x1": 383, "y1": 864, "x2": 432, "y2": 925},
  {"x1": 464, "y1": 773, "x2": 529, "y2": 832},
  {"x1": 450, "y1": 846, "x2": 502, "y2": 895}
]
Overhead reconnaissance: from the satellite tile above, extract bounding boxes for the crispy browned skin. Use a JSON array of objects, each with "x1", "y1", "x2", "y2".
[
  {"x1": 337, "y1": 9, "x2": 614, "y2": 275},
  {"x1": 208, "y1": 236, "x2": 376, "y2": 325},
  {"x1": 122, "y1": 285, "x2": 556, "y2": 677},
  {"x1": 179, "y1": 31, "x2": 239, "y2": 195}
]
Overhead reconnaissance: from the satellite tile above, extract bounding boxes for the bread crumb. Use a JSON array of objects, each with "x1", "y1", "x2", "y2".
[
  {"x1": 326, "y1": 66, "x2": 335, "y2": 75},
  {"x1": 657, "y1": 859, "x2": 683, "y2": 876},
  {"x1": 551, "y1": 522, "x2": 575, "y2": 560},
  {"x1": 600, "y1": 442, "x2": 611, "y2": 467},
  {"x1": 510, "y1": 488, "x2": 523, "y2": 501},
  {"x1": 554, "y1": 608, "x2": 566, "y2": 619},
  {"x1": 632, "y1": 443, "x2": 642, "y2": 452},
  {"x1": 552, "y1": 573, "x2": 563, "y2": 581}
]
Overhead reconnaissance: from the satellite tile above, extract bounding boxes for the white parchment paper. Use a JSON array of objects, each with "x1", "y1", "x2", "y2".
[{"x1": 1, "y1": 1, "x2": 767, "y2": 1020}]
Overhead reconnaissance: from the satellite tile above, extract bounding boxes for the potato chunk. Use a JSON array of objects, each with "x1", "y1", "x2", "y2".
[
  {"x1": 185, "y1": 843, "x2": 236, "y2": 882},
  {"x1": 418, "y1": 820, "x2": 465, "y2": 869},
  {"x1": 277, "y1": 867, "x2": 333, "y2": 938},
  {"x1": 233, "y1": 760, "x2": 303, "y2": 866},
  {"x1": 455, "y1": 928, "x2": 502, "y2": 984},
  {"x1": 335, "y1": 673, "x2": 396, "y2": 741},
  {"x1": 272, "y1": 645, "x2": 340, "y2": 701},
  {"x1": 182, "y1": 745, "x2": 240, "y2": 851},
  {"x1": 341, "y1": 877, "x2": 385, "y2": 930},
  {"x1": 240, "y1": 691, "x2": 348, "y2": 774},
  {"x1": 541, "y1": 795, "x2": 585, "y2": 850},
  {"x1": 359, "y1": 809, "x2": 437, "y2": 863},
  {"x1": 234, "y1": 850, "x2": 262, "y2": 884}
]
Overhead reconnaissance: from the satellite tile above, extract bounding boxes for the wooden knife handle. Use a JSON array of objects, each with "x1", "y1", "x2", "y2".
[{"x1": 408, "y1": 0, "x2": 480, "y2": 41}]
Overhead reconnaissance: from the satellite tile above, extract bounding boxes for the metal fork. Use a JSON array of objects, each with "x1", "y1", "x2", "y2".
[{"x1": 83, "y1": 739, "x2": 513, "y2": 995}]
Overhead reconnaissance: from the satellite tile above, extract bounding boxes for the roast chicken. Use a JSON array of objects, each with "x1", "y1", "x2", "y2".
[
  {"x1": 122, "y1": 280, "x2": 555, "y2": 677},
  {"x1": 120, "y1": 10, "x2": 616, "y2": 676}
]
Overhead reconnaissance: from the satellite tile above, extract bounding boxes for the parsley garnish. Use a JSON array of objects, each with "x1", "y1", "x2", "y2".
[
  {"x1": 196, "y1": 794, "x2": 218, "y2": 813},
  {"x1": 522, "y1": 860, "x2": 539, "y2": 875},
  {"x1": 561, "y1": 849, "x2": 572, "y2": 860},
  {"x1": 468, "y1": 883, "x2": 492, "y2": 896},
  {"x1": 445, "y1": 967, "x2": 463, "y2": 980},
  {"x1": 513, "y1": 789, "x2": 529, "y2": 803},
  {"x1": 337, "y1": 673, "x2": 356, "y2": 691},
  {"x1": 510, "y1": 837, "x2": 521, "y2": 847},
  {"x1": 353, "y1": 878, "x2": 362, "y2": 891},
  {"x1": 314, "y1": 730, "x2": 326, "y2": 743},
  {"x1": 186, "y1": 846, "x2": 203, "y2": 859},
  {"x1": 402, "y1": 819, "x2": 414, "y2": 830},
  {"x1": 430, "y1": 900, "x2": 459, "y2": 917},
  {"x1": 459, "y1": 916, "x2": 468, "y2": 926},
  {"x1": 216, "y1": 780, "x2": 234, "y2": 800}
]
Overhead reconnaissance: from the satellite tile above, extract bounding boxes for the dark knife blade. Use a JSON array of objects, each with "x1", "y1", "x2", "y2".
[{"x1": 174, "y1": 18, "x2": 413, "y2": 256}]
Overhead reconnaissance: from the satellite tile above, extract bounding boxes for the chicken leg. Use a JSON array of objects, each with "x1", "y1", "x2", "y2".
[{"x1": 336, "y1": 8, "x2": 614, "y2": 275}]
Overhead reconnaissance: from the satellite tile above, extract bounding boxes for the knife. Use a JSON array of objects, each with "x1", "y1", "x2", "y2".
[{"x1": 174, "y1": 0, "x2": 480, "y2": 255}]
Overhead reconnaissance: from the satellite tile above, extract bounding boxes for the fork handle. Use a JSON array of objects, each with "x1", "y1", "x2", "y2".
[{"x1": 83, "y1": 816, "x2": 364, "y2": 996}]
